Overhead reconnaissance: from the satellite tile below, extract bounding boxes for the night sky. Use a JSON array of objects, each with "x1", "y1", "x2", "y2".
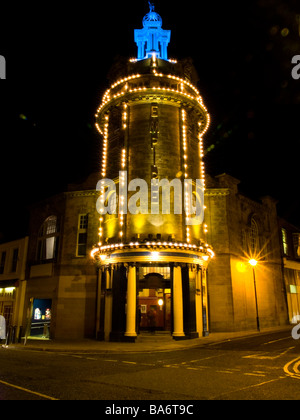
[{"x1": 0, "y1": 0, "x2": 299, "y2": 242}]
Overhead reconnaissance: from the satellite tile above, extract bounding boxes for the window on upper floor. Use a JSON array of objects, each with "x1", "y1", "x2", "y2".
[
  {"x1": 242, "y1": 217, "x2": 261, "y2": 258},
  {"x1": 282, "y1": 228, "x2": 289, "y2": 256},
  {"x1": 249, "y1": 218, "x2": 259, "y2": 256},
  {"x1": 0, "y1": 251, "x2": 6, "y2": 275},
  {"x1": 37, "y1": 216, "x2": 59, "y2": 262},
  {"x1": 11, "y1": 248, "x2": 19, "y2": 272},
  {"x1": 293, "y1": 233, "x2": 300, "y2": 258},
  {"x1": 77, "y1": 214, "x2": 89, "y2": 257}
]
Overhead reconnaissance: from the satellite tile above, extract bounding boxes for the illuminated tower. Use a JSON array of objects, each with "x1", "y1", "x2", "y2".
[{"x1": 92, "y1": 3, "x2": 213, "y2": 342}]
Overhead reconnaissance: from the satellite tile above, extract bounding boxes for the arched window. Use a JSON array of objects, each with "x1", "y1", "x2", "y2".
[
  {"x1": 249, "y1": 217, "x2": 259, "y2": 255},
  {"x1": 37, "y1": 216, "x2": 59, "y2": 261}
]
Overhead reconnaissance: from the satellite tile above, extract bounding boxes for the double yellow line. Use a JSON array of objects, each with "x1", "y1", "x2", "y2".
[{"x1": 283, "y1": 356, "x2": 300, "y2": 379}]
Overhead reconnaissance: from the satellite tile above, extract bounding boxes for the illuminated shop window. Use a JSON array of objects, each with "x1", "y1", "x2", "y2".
[{"x1": 37, "y1": 216, "x2": 59, "y2": 261}]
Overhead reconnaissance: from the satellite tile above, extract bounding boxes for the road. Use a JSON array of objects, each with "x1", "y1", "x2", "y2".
[{"x1": 0, "y1": 330, "x2": 300, "y2": 401}]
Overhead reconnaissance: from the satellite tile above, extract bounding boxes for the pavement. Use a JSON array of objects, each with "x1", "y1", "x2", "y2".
[{"x1": 3, "y1": 326, "x2": 292, "y2": 354}]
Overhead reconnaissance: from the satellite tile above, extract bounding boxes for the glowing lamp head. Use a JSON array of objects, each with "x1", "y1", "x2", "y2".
[
  {"x1": 158, "y1": 299, "x2": 164, "y2": 307},
  {"x1": 249, "y1": 259, "x2": 258, "y2": 267}
]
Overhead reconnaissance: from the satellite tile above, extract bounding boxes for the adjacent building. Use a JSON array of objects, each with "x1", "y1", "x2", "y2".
[
  {"x1": 278, "y1": 218, "x2": 300, "y2": 324},
  {"x1": 23, "y1": 175, "x2": 100, "y2": 340},
  {"x1": 205, "y1": 174, "x2": 288, "y2": 332},
  {"x1": 0, "y1": 237, "x2": 28, "y2": 340}
]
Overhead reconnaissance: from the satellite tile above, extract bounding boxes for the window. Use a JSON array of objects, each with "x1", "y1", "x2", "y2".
[
  {"x1": 0, "y1": 251, "x2": 6, "y2": 275},
  {"x1": 293, "y1": 233, "x2": 300, "y2": 258},
  {"x1": 37, "y1": 216, "x2": 59, "y2": 261},
  {"x1": 11, "y1": 248, "x2": 19, "y2": 272},
  {"x1": 282, "y1": 228, "x2": 289, "y2": 256},
  {"x1": 249, "y1": 218, "x2": 259, "y2": 255},
  {"x1": 77, "y1": 214, "x2": 89, "y2": 257}
]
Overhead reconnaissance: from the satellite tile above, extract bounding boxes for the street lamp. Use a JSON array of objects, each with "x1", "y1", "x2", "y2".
[{"x1": 249, "y1": 259, "x2": 260, "y2": 332}]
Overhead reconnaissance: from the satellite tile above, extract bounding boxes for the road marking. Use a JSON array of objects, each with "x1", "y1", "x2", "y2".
[
  {"x1": 196, "y1": 353, "x2": 228, "y2": 361},
  {"x1": 0, "y1": 379, "x2": 59, "y2": 400},
  {"x1": 163, "y1": 365, "x2": 179, "y2": 368},
  {"x1": 262, "y1": 337, "x2": 291, "y2": 345},
  {"x1": 243, "y1": 347, "x2": 295, "y2": 360},
  {"x1": 283, "y1": 356, "x2": 300, "y2": 379},
  {"x1": 244, "y1": 373, "x2": 266, "y2": 377},
  {"x1": 293, "y1": 360, "x2": 300, "y2": 374},
  {"x1": 122, "y1": 361, "x2": 137, "y2": 365},
  {"x1": 216, "y1": 370, "x2": 234, "y2": 374},
  {"x1": 210, "y1": 377, "x2": 286, "y2": 400}
]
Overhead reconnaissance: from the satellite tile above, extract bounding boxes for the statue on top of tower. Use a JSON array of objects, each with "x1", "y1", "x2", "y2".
[{"x1": 149, "y1": 1, "x2": 155, "y2": 12}]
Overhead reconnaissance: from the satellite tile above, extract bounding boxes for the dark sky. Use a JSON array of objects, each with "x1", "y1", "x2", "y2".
[{"x1": 0, "y1": 0, "x2": 299, "y2": 241}]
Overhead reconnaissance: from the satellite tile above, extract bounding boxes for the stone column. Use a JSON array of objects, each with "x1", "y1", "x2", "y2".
[
  {"x1": 95, "y1": 268, "x2": 102, "y2": 338},
  {"x1": 104, "y1": 268, "x2": 113, "y2": 341},
  {"x1": 202, "y1": 268, "x2": 209, "y2": 336},
  {"x1": 125, "y1": 264, "x2": 137, "y2": 339},
  {"x1": 172, "y1": 265, "x2": 185, "y2": 339},
  {"x1": 195, "y1": 267, "x2": 203, "y2": 336}
]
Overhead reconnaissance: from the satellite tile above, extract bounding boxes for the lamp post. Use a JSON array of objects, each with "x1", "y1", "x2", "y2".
[{"x1": 249, "y1": 259, "x2": 260, "y2": 332}]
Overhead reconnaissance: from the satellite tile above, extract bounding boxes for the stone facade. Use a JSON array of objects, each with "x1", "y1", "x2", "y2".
[
  {"x1": 24, "y1": 174, "x2": 100, "y2": 340},
  {"x1": 205, "y1": 174, "x2": 288, "y2": 332},
  {"x1": 21, "y1": 171, "x2": 290, "y2": 340}
]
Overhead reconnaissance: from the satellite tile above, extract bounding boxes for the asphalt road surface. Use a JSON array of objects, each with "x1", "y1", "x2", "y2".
[{"x1": 0, "y1": 330, "x2": 300, "y2": 401}]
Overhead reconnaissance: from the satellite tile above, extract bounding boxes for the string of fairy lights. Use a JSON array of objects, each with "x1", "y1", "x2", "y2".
[
  {"x1": 95, "y1": 71, "x2": 209, "y2": 126},
  {"x1": 98, "y1": 114, "x2": 109, "y2": 246},
  {"x1": 119, "y1": 102, "x2": 129, "y2": 242},
  {"x1": 181, "y1": 109, "x2": 190, "y2": 244},
  {"x1": 95, "y1": 66, "x2": 212, "y2": 254}
]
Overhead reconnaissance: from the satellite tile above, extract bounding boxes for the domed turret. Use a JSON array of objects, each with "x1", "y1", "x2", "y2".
[
  {"x1": 135, "y1": 2, "x2": 171, "y2": 61},
  {"x1": 143, "y1": 7, "x2": 163, "y2": 29}
]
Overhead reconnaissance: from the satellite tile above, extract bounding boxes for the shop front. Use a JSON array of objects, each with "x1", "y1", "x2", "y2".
[{"x1": 29, "y1": 298, "x2": 52, "y2": 339}]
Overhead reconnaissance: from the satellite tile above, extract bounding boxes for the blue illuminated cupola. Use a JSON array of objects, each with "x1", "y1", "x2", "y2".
[{"x1": 134, "y1": 2, "x2": 171, "y2": 61}]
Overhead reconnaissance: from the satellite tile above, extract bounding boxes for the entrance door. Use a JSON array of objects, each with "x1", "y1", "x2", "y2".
[
  {"x1": 139, "y1": 289, "x2": 171, "y2": 332},
  {"x1": 138, "y1": 266, "x2": 172, "y2": 333},
  {"x1": 30, "y1": 299, "x2": 52, "y2": 338}
]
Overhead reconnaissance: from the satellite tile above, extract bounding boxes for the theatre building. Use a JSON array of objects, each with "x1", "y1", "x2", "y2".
[
  {"x1": 91, "y1": 4, "x2": 213, "y2": 342},
  {"x1": 21, "y1": 4, "x2": 288, "y2": 342}
]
